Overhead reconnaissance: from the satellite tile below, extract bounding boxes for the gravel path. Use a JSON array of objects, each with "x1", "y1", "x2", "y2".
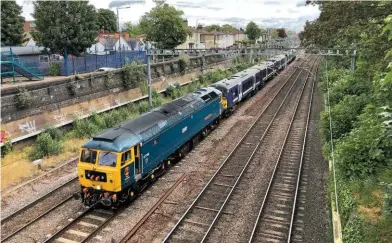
[{"x1": 301, "y1": 73, "x2": 330, "y2": 243}]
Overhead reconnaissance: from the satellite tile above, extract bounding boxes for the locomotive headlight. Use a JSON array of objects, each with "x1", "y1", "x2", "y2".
[{"x1": 96, "y1": 185, "x2": 101, "y2": 190}]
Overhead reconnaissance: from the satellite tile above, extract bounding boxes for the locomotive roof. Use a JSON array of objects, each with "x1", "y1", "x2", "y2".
[{"x1": 82, "y1": 87, "x2": 221, "y2": 152}]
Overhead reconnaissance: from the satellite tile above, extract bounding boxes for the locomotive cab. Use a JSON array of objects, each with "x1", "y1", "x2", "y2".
[{"x1": 77, "y1": 145, "x2": 140, "y2": 206}]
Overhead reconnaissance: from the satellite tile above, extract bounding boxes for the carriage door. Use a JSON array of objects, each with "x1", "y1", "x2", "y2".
[
  {"x1": 238, "y1": 84, "x2": 243, "y2": 101},
  {"x1": 134, "y1": 146, "x2": 142, "y2": 182}
]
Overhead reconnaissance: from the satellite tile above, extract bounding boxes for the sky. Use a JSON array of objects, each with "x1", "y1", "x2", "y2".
[{"x1": 17, "y1": 0, "x2": 320, "y2": 33}]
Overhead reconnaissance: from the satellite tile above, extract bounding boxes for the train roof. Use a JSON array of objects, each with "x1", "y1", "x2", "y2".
[
  {"x1": 211, "y1": 70, "x2": 254, "y2": 90},
  {"x1": 82, "y1": 87, "x2": 221, "y2": 152},
  {"x1": 248, "y1": 63, "x2": 269, "y2": 71}
]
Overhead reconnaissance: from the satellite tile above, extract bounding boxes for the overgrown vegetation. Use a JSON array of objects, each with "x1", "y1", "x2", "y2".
[
  {"x1": 178, "y1": 54, "x2": 190, "y2": 73},
  {"x1": 122, "y1": 60, "x2": 145, "y2": 89},
  {"x1": 29, "y1": 128, "x2": 63, "y2": 161},
  {"x1": 104, "y1": 72, "x2": 114, "y2": 88},
  {"x1": 67, "y1": 80, "x2": 77, "y2": 96},
  {"x1": 300, "y1": 2, "x2": 392, "y2": 241},
  {"x1": 1, "y1": 141, "x2": 13, "y2": 158},
  {"x1": 48, "y1": 62, "x2": 60, "y2": 76},
  {"x1": 14, "y1": 88, "x2": 34, "y2": 109}
]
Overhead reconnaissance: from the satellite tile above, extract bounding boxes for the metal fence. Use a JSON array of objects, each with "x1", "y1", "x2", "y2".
[{"x1": 61, "y1": 50, "x2": 146, "y2": 75}]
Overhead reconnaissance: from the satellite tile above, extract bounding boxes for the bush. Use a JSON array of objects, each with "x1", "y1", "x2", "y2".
[
  {"x1": 320, "y1": 94, "x2": 368, "y2": 142},
  {"x1": 336, "y1": 107, "x2": 391, "y2": 179},
  {"x1": 48, "y1": 62, "x2": 60, "y2": 76},
  {"x1": 14, "y1": 88, "x2": 34, "y2": 109},
  {"x1": 178, "y1": 54, "x2": 190, "y2": 73},
  {"x1": 123, "y1": 60, "x2": 145, "y2": 89},
  {"x1": 29, "y1": 133, "x2": 62, "y2": 160},
  {"x1": 73, "y1": 118, "x2": 100, "y2": 138},
  {"x1": 104, "y1": 72, "x2": 114, "y2": 88},
  {"x1": 139, "y1": 80, "x2": 148, "y2": 95},
  {"x1": 152, "y1": 88, "x2": 160, "y2": 99},
  {"x1": 137, "y1": 101, "x2": 151, "y2": 114},
  {"x1": 152, "y1": 96, "x2": 163, "y2": 107},
  {"x1": 1, "y1": 141, "x2": 13, "y2": 157},
  {"x1": 43, "y1": 126, "x2": 63, "y2": 141},
  {"x1": 67, "y1": 80, "x2": 77, "y2": 96},
  {"x1": 90, "y1": 112, "x2": 107, "y2": 130}
]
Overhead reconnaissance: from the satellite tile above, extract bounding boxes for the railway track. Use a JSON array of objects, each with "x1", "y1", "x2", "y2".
[
  {"x1": 42, "y1": 206, "x2": 116, "y2": 243},
  {"x1": 1, "y1": 177, "x2": 79, "y2": 242},
  {"x1": 162, "y1": 57, "x2": 315, "y2": 242},
  {"x1": 248, "y1": 57, "x2": 318, "y2": 243}
]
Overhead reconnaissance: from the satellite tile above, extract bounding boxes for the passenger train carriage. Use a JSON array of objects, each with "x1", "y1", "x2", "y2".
[{"x1": 76, "y1": 53, "x2": 296, "y2": 208}]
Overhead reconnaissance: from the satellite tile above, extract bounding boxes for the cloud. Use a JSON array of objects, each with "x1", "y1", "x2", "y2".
[
  {"x1": 296, "y1": 1, "x2": 307, "y2": 7},
  {"x1": 287, "y1": 8, "x2": 300, "y2": 14},
  {"x1": 263, "y1": 1, "x2": 280, "y2": 5},
  {"x1": 174, "y1": 1, "x2": 222, "y2": 11},
  {"x1": 276, "y1": 9, "x2": 281, "y2": 13},
  {"x1": 108, "y1": 0, "x2": 145, "y2": 9}
]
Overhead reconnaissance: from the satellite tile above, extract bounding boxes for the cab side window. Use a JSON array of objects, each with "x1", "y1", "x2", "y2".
[
  {"x1": 121, "y1": 150, "x2": 131, "y2": 166},
  {"x1": 80, "y1": 149, "x2": 97, "y2": 164}
]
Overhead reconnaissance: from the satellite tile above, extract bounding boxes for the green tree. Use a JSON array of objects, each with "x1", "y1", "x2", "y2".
[
  {"x1": 221, "y1": 24, "x2": 237, "y2": 32},
  {"x1": 277, "y1": 28, "x2": 287, "y2": 38},
  {"x1": 97, "y1": 8, "x2": 117, "y2": 32},
  {"x1": 32, "y1": 1, "x2": 99, "y2": 57},
  {"x1": 1, "y1": 0, "x2": 25, "y2": 46},
  {"x1": 245, "y1": 21, "x2": 262, "y2": 42},
  {"x1": 205, "y1": 24, "x2": 222, "y2": 32},
  {"x1": 125, "y1": 22, "x2": 145, "y2": 36},
  {"x1": 139, "y1": 3, "x2": 189, "y2": 49}
]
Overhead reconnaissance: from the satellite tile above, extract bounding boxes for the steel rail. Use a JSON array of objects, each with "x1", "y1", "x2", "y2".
[
  {"x1": 200, "y1": 57, "x2": 316, "y2": 243},
  {"x1": 1, "y1": 195, "x2": 74, "y2": 242},
  {"x1": 162, "y1": 58, "x2": 308, "y2": 242},
  {"x1": 1, "y1": 176, "x2": 78, "y2": 222},
  {"x1": 119, "y1": 174, "x2": 186, "y2": 243},
  {"x1": 248, "y1": 57, "x2": 319, "y2": 243},
  {"x1": 287, "y1": 58, "x2": 317, "y2": 243},
  {"x1": 42, "y1": 204, "x2": 97, "y2": 243}
]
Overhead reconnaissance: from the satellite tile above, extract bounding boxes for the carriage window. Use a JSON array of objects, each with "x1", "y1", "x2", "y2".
[
  {"x1": 80, "y1": 149, "x2": 97, "y2": 164},
  {"x1": 98, "y1": 151, "x2": 117, "y2": 167},
  {"x1": 121, "y1": 150, "x2": 131, "y2": 166}
]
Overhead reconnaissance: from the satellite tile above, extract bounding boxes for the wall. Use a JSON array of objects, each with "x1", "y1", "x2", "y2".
[{"x1": 1, "y1": 53, "x2": 233, "y2": 124}]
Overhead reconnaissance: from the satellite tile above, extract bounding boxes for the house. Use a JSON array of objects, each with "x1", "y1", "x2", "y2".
[
  {"x1": 177, "y1": 27, "x2": 201, "y2": 49},
  {"x1": 23, "y1": 20, "x2": 36, "y2": 33},
  {"x1": 87, "y1": 35, "x2": 132, "y2": 54}
]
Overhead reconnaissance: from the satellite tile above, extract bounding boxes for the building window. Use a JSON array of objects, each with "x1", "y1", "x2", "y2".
[{"x1": 39, "y1": 55, "x2": 49, "y2": 63}]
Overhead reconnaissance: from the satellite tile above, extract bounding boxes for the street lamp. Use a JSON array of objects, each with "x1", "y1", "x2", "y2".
[{"x1": 117, "y1": 6, "x2": 130, "y2": 53}]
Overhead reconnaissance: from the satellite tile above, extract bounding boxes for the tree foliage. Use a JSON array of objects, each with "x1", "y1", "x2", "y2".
[
  {"x1": 32, "y1": 1, "x2": 99, "y2": 57},
  {"x1": 1, "y1": 0, "x2": 25, "y2": 46},
  {"x1": 125, "y1": 22, "x2": 145, "y2": 36},
  {"x1": 204, "y1": 24, "x2": 237, "y2": 33},
  {"x1": 139, "y1": 3, "x2": 189, "y2": 49},
  {"x1": 245, "y1": 21, "x2": 262, "y2": 42},
  {"x1": 276, "y1": 28, "x2": 287, "y2": 38},
  {"x1": 97, "y1": 8, "x2": 117, "y2": 32}
]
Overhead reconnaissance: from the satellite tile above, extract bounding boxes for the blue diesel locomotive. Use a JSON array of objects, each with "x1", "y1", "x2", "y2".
[{"x1": 76, "y1": 53, "x2": 295, "y2": 207}]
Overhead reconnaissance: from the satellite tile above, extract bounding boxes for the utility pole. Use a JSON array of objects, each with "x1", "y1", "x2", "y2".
[
  {"x1": 146, "y1": 41, "x2": 152, "y2": 106},
  {"x1": 117, "y1": 6, "x2": 130, "y2": 65}
]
